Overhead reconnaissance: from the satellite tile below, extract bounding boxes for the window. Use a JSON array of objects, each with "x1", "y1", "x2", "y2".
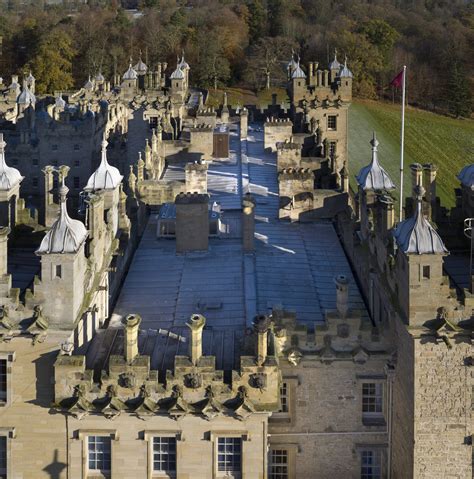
[
  {"x1": 88, "y1": 436, "x2": 111, "y2": 474},
  {"x1": 327, "y1": 115, "x2": 337, "y2": 130},
  {"x1": 153, "y1": 437, "x2": 176, "y2": 474},
  {"x1": 52, "y1": 144, "x2": 58, "y2": 151},
  {"x1": 32, "y1": 158, "x2": 39, "y2": 166},
  {"x1": 55, "y1": 265, "x2": 62, "y2": 279},
  {"x1": 269, "y1": 449, "x2": 288, "y2": 479},
  {"x1": 73, "y1": 177, "x2": 80, "y2": 189},
  {"x1": 0, "y1": 360, "x2": 6, "y2": 403},
  {"x1": 361, "y1": 450, "x2": 382, "y2": 479},
  {"x1": 74, "y1": 144, "x2": 80, "y2": 151},
  {"x1": 217, "y1": 437, "x2": 241, "y2": 475},
  {"x1": 423, "y1": 265, "x2": 430, "y2": 279},
  {"x1": 0, "y1": 436, "x2": 6, "y2": 479},
  {"x1": 52, "y1": 159, "x2": 58, "y2": 166},
  {"x1": 362, "y1": 383, "x2": 383, "y2": 418},
  {"x1": 279, "y1": 383, "x2": 288, "y2": 413},
  {"x1": 32, "y1": 177, "x2": 38, "y2": 188},
  {"x1": 329, "y1": 141, "x2": 337, "y2": 159},
  {"x1": 74, "y1": 159, "x2": 80, "y2": 167}
]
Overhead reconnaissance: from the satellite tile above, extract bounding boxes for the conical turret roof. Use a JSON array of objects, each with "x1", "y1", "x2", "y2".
[
  {"x1": 36, "y1": 179, "x2": 88, "y2": 254},
  {"x1": 393, "y1": 185, "x2": 448, "y2": 255},
  {"x1": 356, "y1": 133, "x2": 395, "y2": 191},
  {"x1": 458, "y1": 164, "x2": 474, "y2": 189}
]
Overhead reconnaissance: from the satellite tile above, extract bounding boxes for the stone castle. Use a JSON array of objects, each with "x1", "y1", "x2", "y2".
[{"x1": 0, "y1": 51, "x2": 472, "y2": 479}]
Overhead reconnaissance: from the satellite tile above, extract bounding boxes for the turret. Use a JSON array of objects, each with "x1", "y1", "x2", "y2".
[
  {"x1": 392, "y1": 185, "x2": 449, "y2": 325},
  {"x1": 35, "y1": 178, "x2": 89, "y2": 328}
]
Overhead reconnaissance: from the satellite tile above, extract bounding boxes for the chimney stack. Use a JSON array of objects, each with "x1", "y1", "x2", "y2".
[
  {"x1": 335, "y1": 275, "x2": 349, "y2": 319},
  {"x1": 124, "y1": 314, "x2": 141, "y2": 364},
  {"x1": 253, "y1": 314, "x2": 271, "y2": 366},
  {"x1": 187, "y1": 314, "x2": 206, "y2": 365},
  {"x1": 0, "y1": 227, "x2": 9, "y2": 277}
]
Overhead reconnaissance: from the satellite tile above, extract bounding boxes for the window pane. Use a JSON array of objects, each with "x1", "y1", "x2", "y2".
[
  {"x1": 0, "y1": 436, "x2": 6, "y2": 477},
  {"x1": 279, "y1": 383, "x2": 288, "y2": 413},
  {"x1": 361, "y1": 450, "x2": 382, "y2": 479},
  {"x1": 0, "y1": 360, "x2": 6, "y2": 402},
  {"x1": 88, "y1": 436, "x2": 111, "y2": 472},
  {"x1": 217, "y1": 437, "x2": 241, "y2": 473},
  {"x1": 269, "y1": 449, "x2": 288, "y2": 479},
  {"x1": 153, "y1": 437, "x2": 176, "y2": 473},
  {"x1": 362, "y1": 383, "x2": 383, "y2": 414}
]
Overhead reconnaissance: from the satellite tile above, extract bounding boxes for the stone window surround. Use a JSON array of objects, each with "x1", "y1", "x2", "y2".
[
  {"x1": 209, "y1": 430, "x2": 250, "y2": 479},
  {"x1": 76, "y1": 429, "x2": 118, "y2": 479},
  {"x1": 356, "y1": 374, "x2": 387, "y2": 427},
  {"x1": 270, "y1": 376, "x2": 299, "y2": 426},
  {"x1": 326, "y1": 114, "x2": 339, "y2": 131},
  {"x1": 143, "y1": 430, "x2": 182, "y2": 479},
  {"x1": 0, "y1": 352, "x2": 15, "y2": 408},
  {"x1": 0, "y1": 427, "x2": 15, "y2": 479},
  {"x1": 268, "y1": 443, "x2": 298, "y2": 479},
  {"x1": 355, "y1": 443, "x2": 388, "y2": 479}
]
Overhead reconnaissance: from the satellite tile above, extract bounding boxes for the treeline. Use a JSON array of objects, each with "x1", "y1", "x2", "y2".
[{"x1": 0, "y1": 0, "x2": 472, "y2": 117}]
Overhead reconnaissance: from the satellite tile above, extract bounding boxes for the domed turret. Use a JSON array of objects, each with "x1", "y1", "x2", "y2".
[
  {"x1": 356, "y1": 133, "x2": 395, "y2": 191},
  {"x1": 123, "y1": 62, "x2": 138, "y2": 80},
  {"x1": 36, "y1": 179, "x2": 88, "y2": 254},
  {"x1": 458, "y1": 164, "x2": 474, "y2": 189},
  {"x1": 291, "y1": 62, "x2": 306, "y2": 79},
  {"x1": 85, "y1": 138, "x2": 123, "y2": 191},
  {"x1": 339, "y1": 57, "x2": 353, "y2": 78},
  {"x1": 17, "y1": 80, "x2": 36, "y2": 106},
  {"x1": 0, "y1": 134, "x2": 23, "y2": 190}
]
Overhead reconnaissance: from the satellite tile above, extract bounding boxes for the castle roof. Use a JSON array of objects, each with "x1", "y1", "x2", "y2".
[
  {"x1": 17, "y1": 81, "x2": 36, "y2": 105},
  {"x1": 123, "y1": 63, "x2": 138, "y2": 80},
  {"x1": 393, "y1": 185, "x2": 448, "y2": 255},
  {"x1": 292, "y1": 62, "x2": 306, "y2": 79},
  {"x1": 170, "y1": 65, "x2": 185, "y2": 80},
  {"x1": 0, "y1": 134, "x2": 23, "y2": 190},
  {"x1": 339, "y1": 58, "x2": 353, "y2": 78},
  {"x1": 356, "y1": 133, "x2": 396, "y2": 191},
  {"x1": 133, "y1": 56, "x2": 148, "y2": 75},
  {"x1": 95, "y1": 72, "x2": 105, "y2": 82},
  {"x1": 85, "y1": 138, "x2": 123, "y2": 191},
  {"x1": 26, "y1": 71, "x2": 35, "y2": 83},
  {"x1": 36, "y1": 180, "x2": 88, "y2": 255},
  {"x1": 458, "y1": 164, "x2": 474, "y2": 189},
  {"x1": 329, "y1": 51, "x2": 340, "y2": 70}
]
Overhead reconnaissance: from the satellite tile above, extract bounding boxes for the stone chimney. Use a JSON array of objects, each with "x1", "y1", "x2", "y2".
[
  {"x1": 185, "y1": 161, "x2": 208, "y2": 193},
  {"x1": 335, "y1": 275, "x2": 349, "y2": 319},
  {"x1": 308, "y1": 62, "x2": 314, "y2": 85},
  {"x1": 240, "y1": 108, "x2": 248, "y2": 139},
  {"x1": 423, "y1": 163, "x2": 438, "y2": 219},
  {"x1": 242, "y1": 193, "x2": 256, "y2": 253},
  {"x1": 410, "y1": 163, "x2": 423, "y2": 192},
  {"x1": 187, "y1": 314, "x2": 206, "y2": 365},
  {"x1": 378, "y1": 194, "x2": 395, "y2": 235},
  {"x1": 253, "y1": 314, "x2": 271, "y2": 366},
  {"x1": 175, "y1": 193, "x2": 209, "y2": 253},
  {"x1": 124, "y1": 314, "x2": 141, "y2": 364}
]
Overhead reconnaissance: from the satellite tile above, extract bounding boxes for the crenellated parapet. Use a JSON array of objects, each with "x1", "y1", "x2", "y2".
[{"x1": 53, "y1": 313, "x2": 281, "y2": 420}]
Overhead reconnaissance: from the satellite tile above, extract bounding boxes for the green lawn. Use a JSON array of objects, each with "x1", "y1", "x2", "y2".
[{"x1": 349, "y1": 100, "x2": 474, "y2": 208}]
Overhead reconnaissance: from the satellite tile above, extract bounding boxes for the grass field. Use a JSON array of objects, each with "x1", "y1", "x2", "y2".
[{"x1": 349, "y1": 100, "x2": 474, "y2": 208}]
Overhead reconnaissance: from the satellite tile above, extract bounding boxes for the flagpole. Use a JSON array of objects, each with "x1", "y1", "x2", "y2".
[{"x1": 399, "y1": 65, "x2": 406, "y2": 221}]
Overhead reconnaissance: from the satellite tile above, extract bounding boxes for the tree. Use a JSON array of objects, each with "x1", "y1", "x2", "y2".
[
  {"x1": 28, "y1": 29, "x2": 76, "y2": 94},
  {"x1": 246, "y1": 0, "x2": 267, "y2": 42},
  {"x1": 446, "y1": 61, "x2": 472, "y2": 118},
  {"x1": 244, "y1": 36, "x2": 294, "y2": 90}
]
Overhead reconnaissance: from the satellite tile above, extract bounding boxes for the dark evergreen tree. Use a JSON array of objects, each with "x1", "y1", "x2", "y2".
[{"x1": 446, "y1": 62, "x2": 472, "y2": 118}]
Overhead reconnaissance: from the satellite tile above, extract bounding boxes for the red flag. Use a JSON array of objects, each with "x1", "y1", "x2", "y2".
[{"x1": 390, "y1": 69, "x2": 404, "y2": 88}]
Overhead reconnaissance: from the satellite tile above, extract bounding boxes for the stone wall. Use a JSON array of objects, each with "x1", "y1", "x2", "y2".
[{"x1": 264, "y1": 118, "x2": 293, "y2": 152}]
